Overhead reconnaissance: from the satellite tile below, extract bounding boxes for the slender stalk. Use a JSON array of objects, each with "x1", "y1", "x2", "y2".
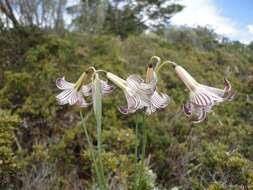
[
  {"x1": 13, "y1": 132, "x2": 22, "y2": 151},
  {"x1": 93, "y1": 74, "x2": 108, "y2": 190},
  {"x1": 156, "y1": 60, "x2": 177, "y2": 73},
  {"x1": 137, "y1": 112, "x2": 147, "y2": 190},
  {"x1": 80, "y1": 110, "x2": 104, "y2": 190},
  {"x1": 96, "y1": 116, "x2": 107, "y2": 190},
  {"x1": 133, "y1": 115, "x2": 139, "y2": 190}
]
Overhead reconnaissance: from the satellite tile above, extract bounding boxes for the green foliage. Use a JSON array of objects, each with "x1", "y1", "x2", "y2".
[
  {"x1": 0, "y1": 110, "x2": 21, "y2": 188},
  {"x1": 0, "y1": 26, "x2": 253, "y2": 189}
]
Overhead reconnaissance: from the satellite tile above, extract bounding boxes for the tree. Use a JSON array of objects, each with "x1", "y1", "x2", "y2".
[
  {"x1": 67, "y1": 0, "x2": 183, "y2": 37},
  {"x1": 248, "y1": 41, "x2": 253, "y2": 50},
  {"x1": 0, "y1": 0, "x2": 19, "y2": 27},
  {"x1": 67, "y1": 0, "x2": 107, "y2": 33},
  {"x1": 0, "y1": 0, "x2": 66, "y2": 31}
]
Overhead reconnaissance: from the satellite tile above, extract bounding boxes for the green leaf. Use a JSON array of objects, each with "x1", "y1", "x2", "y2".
[
  {"x1": 93, "y1": 73, "x2": 102, "y2": 128},
  {"x1": 92, "y1": 73, "x2": 108, "y2": 189}
]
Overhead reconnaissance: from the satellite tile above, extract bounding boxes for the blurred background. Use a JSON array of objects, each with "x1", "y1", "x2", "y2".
[{"x1": 0, "y1": 0, "x2": 253, "y2": 189}]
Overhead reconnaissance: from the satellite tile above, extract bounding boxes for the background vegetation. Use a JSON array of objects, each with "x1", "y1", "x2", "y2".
[{"x1": 0, "y1": 0, "x2": 253, "y2": 189}]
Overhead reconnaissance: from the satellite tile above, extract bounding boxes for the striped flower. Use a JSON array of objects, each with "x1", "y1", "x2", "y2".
[
  {"x1": 172, "y1": 62, "x2": 235, "y2": 123},
  {"x1": 106, "y1": 64, "x2": 170, "y2": 115},
  {"x1": 56, "y1": 68, "x2": 114, "y2": 107}
]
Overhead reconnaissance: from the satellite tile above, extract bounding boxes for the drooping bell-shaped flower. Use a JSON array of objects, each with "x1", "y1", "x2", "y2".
[
  {"x1": 106, "y1": 63, "x2": 170, "y2": 115},
  {"x1": 56, "y1": 68, "x2": 114, "y2": 107},
  {"x1": 172, "y1": 62, "x2": 235, "y2": 123}
]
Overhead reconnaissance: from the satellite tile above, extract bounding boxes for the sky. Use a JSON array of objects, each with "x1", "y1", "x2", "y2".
[{"x1": 170, "y1": 0, "x2": 253, "y2": 44}]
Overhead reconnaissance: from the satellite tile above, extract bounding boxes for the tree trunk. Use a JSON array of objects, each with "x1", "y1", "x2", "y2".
[{"x1": 0, "y1": 0, "x2": 19, "y2": 27}]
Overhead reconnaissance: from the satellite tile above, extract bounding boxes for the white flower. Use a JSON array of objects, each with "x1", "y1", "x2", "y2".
[
  {"x1": 173, "y1": 62, "x2": 235, "y2": 123},
  {"x1": 56, "y1": 69, "x2": 114, "y2": 107},
  {"x1": 106, "y1": 64, "x2": 170, "y2": 115}
]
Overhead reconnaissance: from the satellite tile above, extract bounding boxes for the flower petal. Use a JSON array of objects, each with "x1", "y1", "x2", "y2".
[
  {"x1": 76, "y1": 95, "x2": 91, "y2": 107},
  {"x1": 56, "y1": 89, "x2": 73, "y2": 104},
  {"x1": 126, "y1": 75, "x2": 144, "y2": 91},
  {"x1": 224, "y1": 78, "x2": 231, "y2": 92},
  {"x1": 183, "y1": 103, "x2": 192, "y2": 117},
  {"x1": 118, "y1": 92, "x2": 144, "y2": 114},
  {"x1": 57, "y1": 95, "x2": 69, "y2": 105},
  {"x1": 145, "y1": 107, "x2": 152, "y2": 115},
  {"x1": 56, "y1": 80, "x2": 92, "y2": 107},
  {"x1": 126, "y1": 75, "x2": 156, "y2": 95},
  {"x1": 118, "y1": 106, "x2": 130, "y2": 114},
  {"x1": 146, "y1": 104, "x2": 157, "y2": 115},
  {"x1": 101, "y1": 80, "x2": 114, "y2": 95},
  {"x1": 68, "y1": 90, "x2": 79, "y2": 105},
  {"x1": 191, "y1": 91, "x2": 212, "y2": 107},
  {"x1": 56, "y1": 88, "x2": 84, "y2": 106},
  {"x1": 126, "y1": 93, "x2": 142, "y2": 111},
  {"x1": 224, "y1": 91, "x2": 236, "y2": 101},
  {"x1": 199, "y1": 78, "x2": 232, "y2": 98},
  {"x1": 151, "y1": 91, "x2": 170, "y2": 109},
  {"x1": 81, "y1": 83, "x2": 92, "y2": 96},
  {"x1": 56, "y1": 77, "x2": 74, "y2": 90},
  {"x1": 182, "y1": 97, "x2": 213, "y2": 123},
  {"x1": 110, "y1": 72, "x2": 170, "y2": 115},
  {"x1": 128, "y1": 75, "x2": 144, "y2": 83},
  {"x1": 193, "y1": 108, "x2": 207, "y2": 123}
]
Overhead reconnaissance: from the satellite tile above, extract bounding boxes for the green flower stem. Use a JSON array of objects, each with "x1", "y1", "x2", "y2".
[
  {"x1": 133, "y1": 115, "x2": 139, "y2": 190},
  {"x1": 96, "y1": 117, "x2": 107, "y2": 190},
  {"x1": 137, "y1": 112, "x2": 147, "y2": 190},
  {"x1": 80, "y1": 110, "x2": 104, "y2": 190},
  {"x1": 156, "y1": 60, "x2": 177, "y2": 73}
]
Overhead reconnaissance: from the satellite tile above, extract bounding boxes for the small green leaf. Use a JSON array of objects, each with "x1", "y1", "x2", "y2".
[{"x1": 93, "y1": 73, "x2": 102, "y2": 128}]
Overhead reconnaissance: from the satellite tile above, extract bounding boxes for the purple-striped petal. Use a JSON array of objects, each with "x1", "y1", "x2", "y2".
[
  {"x1": 56, "y1": 77, "x2": 74, "y2": 90},
  {"x1": 101, "y1": 80, "x2": 114, "y2": 95},
  {"x1": 76, "y1": 96, "x2": 91, "y2": 107},
  {"x1": 151, "y1": 91, "x2": 170, "y2": 109},
  {"x1": 126, "y1": 75, "x2": 156, "y2": 95},
  {"x1": 127, "y1": 75, "x2": 144, "y2": 83},
  {"x1": 224, "y1": 78, "x2": 231, "y2": 92},
  {"x1": 183, "y1": 103, "x2": 192, "y2": 116},
  {"x1": 194, "y1": 108, "x2": 207, "y2": 123},
  {"x1": 68, "y1": 91, "x2": 79, "y2": 105},
  {"x1": 126, "y1": 75, "x2": 143, "y2": 91},
  {"x1": 108, "y1": 72, "x2": 169, "y2": 115},
  {"x1": 118, "y1": 106, "x2": 130, "y2": 114},
  {"x1": 126, "y1": 93, "x2": 142, "y2": 111},
  {"x1": 191, "y1": 91, "x2": 213, "y2": 107},
  {"x1": 56, "y1": 89, "x2": 73, "y2": 104},
  {"x1": 81, "y1": 83, "x2": 92, "y2": 96},
  {"x1": 224, "y1": 91, "x2": 236, "y2": 101},
  {"x1": 175, "y1": 64, "x2": 234, "y2": 123},
  {"x1": 200, "y1": 85, "x2": 225, "y2": 97},
  {"x1": 183, "y1": 102, "x2": 207, "y2": 123},
  {"x1": 184, "y1": 88, "x2": 226, "y2": 123},
  {"x1": 57, "y1": 93, "x2": 70, "y2": 105},
  {"x1": 118, "y1": 92, "x2": 144, "y2": 114},
  {"x1": 56, "y1": 85, "x2": 92, "y2": 107}
]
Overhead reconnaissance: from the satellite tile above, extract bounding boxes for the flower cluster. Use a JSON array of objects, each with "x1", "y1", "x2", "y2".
[
  {"x1": 106, "y1": 63, "x2": 170, "y2": 115},
  {"x1": 56, "y1": 67, "x2": 113, "y2": 107},
  {"x1": 55, "y1": 58, "x2": 235, "y2": 123}
]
